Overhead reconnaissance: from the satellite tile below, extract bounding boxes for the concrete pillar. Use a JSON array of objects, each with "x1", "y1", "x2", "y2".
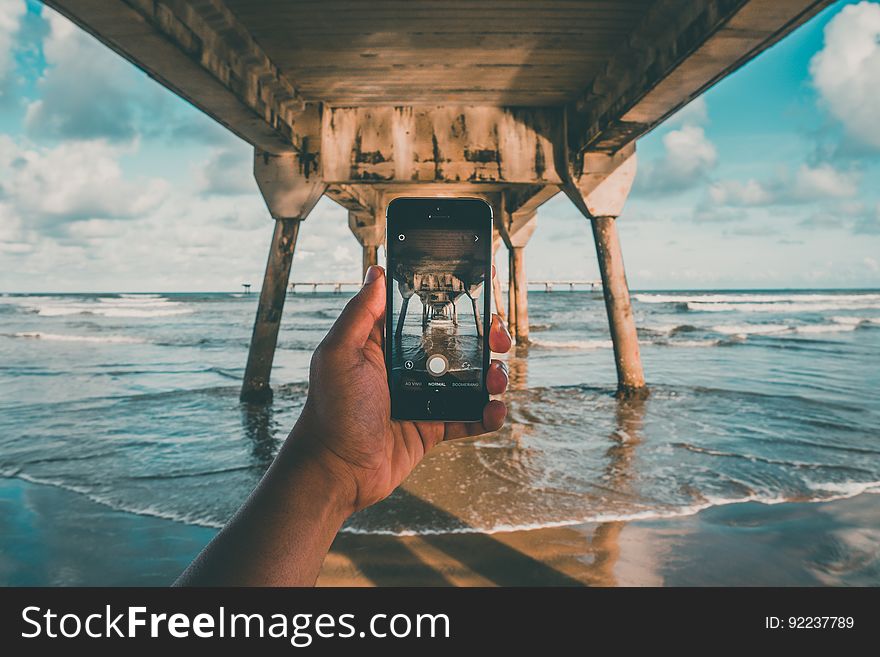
[
  {"x1": 362, "y1": 244, "x2": 378, "y2": 280},
  {"x1": 241, "y1": 218, "x2": 301, "y2": 402},
  {"x1": 495, "y1": 197, "x2": 536, "y2": 344},
  {"x1": 242, "y1": 149, "x2": 325, "y2": 403},
  {"x1": 348, "y1": 209, "x2": 383, "y2": 283},
  {"x1": 562, "y1": 147, "x2": 645, "y2": 395},
  {"x1": 591, "y1": 216, "x2": 644, "y2": 392},
  {"x1": 508, "y1": 246, "x2": 529, "y2": 344}
]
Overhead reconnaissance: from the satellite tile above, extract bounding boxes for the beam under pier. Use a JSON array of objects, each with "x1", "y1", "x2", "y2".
[{"x1": 241, "y1": 218, "x2": 301, "y2": 403}]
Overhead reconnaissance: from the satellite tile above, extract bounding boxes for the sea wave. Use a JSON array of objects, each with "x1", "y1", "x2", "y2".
[
  {"x1": 529, "y1": 338, "x2": 613, "y2": 350},
  {"x1": 635, "y1": 292, "x2": 880, "y2": 304},
  {"x1": 18, "y1": 295, "x2": 193, "y2": 318},
  {"x1": 6, "y1": 332, "x2": 145, "y2": 344},
  {"x1": 655, "y1": 339, "x2": 721, "y2": 348},
  {"x1": 687, "y1": 300, "x2": 880, "y2": 313},
  {"x1": 712, "y1": 323, "x2": 790, "y2": 335},
  {"x1": 7, "y1": 472, "x2": 876, "y2": 537},
  {"x1": 341, "y1": 488, "x2": 880, "y2": 536}
]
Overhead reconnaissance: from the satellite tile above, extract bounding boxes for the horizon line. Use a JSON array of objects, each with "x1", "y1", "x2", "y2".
[{"x1": 4, "y1": 286, "x2": 880, "y2": 295}]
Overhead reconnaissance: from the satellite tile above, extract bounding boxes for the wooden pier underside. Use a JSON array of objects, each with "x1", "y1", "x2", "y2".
[{"x1": 43, "y1": 0, "x2": 833, "y2": 399}]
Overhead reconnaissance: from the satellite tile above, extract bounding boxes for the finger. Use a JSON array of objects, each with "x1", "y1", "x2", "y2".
[
  {"x1": 443, "y1": 400, "x2": 507, "y2": 441},
  {"x1": 486, "y1": 359, "x2": 508, "y2": 395},
  {"x1": 323, "y1": 265, "x2": 386, "y2": 349},
  {"x1": 488, "y1": 313, "x2": 512, "y2": 353}
]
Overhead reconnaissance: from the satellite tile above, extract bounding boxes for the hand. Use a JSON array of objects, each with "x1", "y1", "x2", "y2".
[{"x1": 289, "y1": 265, "x2": 512, "y2": 515}]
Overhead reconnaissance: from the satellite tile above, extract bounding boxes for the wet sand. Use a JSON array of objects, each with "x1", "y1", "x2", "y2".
[
  {"x1": 320, "y1": 494, "x2": 880, "y2": 586},
  {"x1": 2, "y1": 477, "x2": 877, "y2": 586}
]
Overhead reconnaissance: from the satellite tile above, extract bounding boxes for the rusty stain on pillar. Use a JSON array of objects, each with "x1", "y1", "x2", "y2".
[{"x1": 241, "y1": 218, "x2": 301, "y2": 402}]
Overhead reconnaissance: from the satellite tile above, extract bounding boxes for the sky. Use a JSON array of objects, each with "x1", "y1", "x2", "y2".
[{"x1": 0, "y1": 0, "x2": 878, "y2": 292}]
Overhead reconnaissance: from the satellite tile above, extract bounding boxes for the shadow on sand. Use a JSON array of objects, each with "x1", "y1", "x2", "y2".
[{"x1": 323, "y1": 394, "x2": 648, "y2": 586}]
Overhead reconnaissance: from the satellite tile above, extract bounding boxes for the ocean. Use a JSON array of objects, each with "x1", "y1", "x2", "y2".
[{"x1": 0, "y1": 288, "x2": 879, "y2": 582}]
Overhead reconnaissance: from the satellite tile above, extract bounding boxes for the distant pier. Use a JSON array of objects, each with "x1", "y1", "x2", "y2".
[{"x1": 286, "y1": 280, "x2": 602, "y2": 293}]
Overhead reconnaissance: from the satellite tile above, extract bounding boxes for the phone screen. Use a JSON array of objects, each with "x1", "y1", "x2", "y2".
[{"x1": 385, "y1": 198, "x2": 492, "y2": 421}]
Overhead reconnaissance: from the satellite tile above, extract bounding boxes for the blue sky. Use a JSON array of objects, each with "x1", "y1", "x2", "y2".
[{"x1": 0, "y1": 0, "x2": 879, "y2": 292}]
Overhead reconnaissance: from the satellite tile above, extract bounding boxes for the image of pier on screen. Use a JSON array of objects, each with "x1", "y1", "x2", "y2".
[{"x1": 390, "y1": 228, "x2": 486, "y2": 391}]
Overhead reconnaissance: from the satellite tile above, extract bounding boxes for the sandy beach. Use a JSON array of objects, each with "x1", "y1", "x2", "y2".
[
  {"x1": 320, "y1": 493, "x2": 880, "y2": 587},
  {"x1": 2, "y1": 477, "x2": 877, "y2": 586}
]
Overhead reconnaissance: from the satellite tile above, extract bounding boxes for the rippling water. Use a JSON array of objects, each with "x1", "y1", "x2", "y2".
[{"x1": 0, "y1": 288, "x2": 878, "y2": 535}]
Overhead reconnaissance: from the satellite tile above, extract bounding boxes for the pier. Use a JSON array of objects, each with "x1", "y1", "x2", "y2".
[
  {"x1": 285, "y1": 281, "x2": 601, "y2": 294},
  {"x1": 43, "y1": 0, "x2": 832, "y2": 402}
]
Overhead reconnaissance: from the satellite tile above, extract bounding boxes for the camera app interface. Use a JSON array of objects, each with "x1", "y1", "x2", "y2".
[{"x1": 390, "y1": 226, "x2": 487, "y2": 395}]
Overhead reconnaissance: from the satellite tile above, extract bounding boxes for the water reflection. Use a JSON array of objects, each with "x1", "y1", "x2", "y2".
[
  {"x1": 505, "y1": 343, "x2": 530, "y2": 390},
  {"x1": 240, "y1": 401, "x2": 280, "y2": 470},
  {"x1": 587, "y1": 394, "x2": 647, "y2": 586}
]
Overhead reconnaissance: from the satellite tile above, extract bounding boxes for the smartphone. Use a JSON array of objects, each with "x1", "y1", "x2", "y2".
[{"x1": 385, "y1": 197, "x2": 493, "y2": 422}]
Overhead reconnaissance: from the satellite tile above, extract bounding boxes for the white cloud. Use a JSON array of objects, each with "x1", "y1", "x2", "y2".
[
  {"x1": 24, "y1": 5, "x2": 224, "y2": 145},
  {"x1": 810, "y1": 1, "x2": 880, "y2": 149},
  {"x1": 633, "y1": 98, "x2": 717, "y2": 196},
  {"x1": 0, "y1": 0, "x2": 25, "y2": 94},
  {"x1": 709, "y1": 179, "x2": 773, "y2": 206},
  {"x1": 24, "y1": 8, "x2": 148, "y2": 141},
  {"x1": 790, "y1": 163, "x2": 858, "y2": 200},
  {"x1": 197, "y1": 143, "x2": 259, "y2": 196},
  {"x1": 667, "y1": 96, "x2": 709, "y2": 127},
  {"x1": 0, "y1": 137, "x2": 169, "y2": 231},
  {"x1": 706, "y1": 163, "x2": 858, "y2": 208}
]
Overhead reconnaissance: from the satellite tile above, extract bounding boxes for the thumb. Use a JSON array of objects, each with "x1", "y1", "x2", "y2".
[{"x1": 324, "y1": 265, "x2": 386, "y2": 349}]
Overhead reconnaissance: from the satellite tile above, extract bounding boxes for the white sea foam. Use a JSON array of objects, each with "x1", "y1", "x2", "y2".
[
  {"x1": 830, "y1": 316, "x2": 880, "y2": 326},
  {"x1": 6, "y1": 473, "x2": 878, "y2": 537},
  {"x1": 712, "y1": 323, "x2": 791, "y2": 335},
  {"x1": 15, "y1": 295, "x2": 192, "y2": 318},
  {"x1": 662, "y1": 339, "x2": 720, "y2": 348},
  {"x1": 10, "y1": 332, "x2": 145, "y2": 344},
  {"x1": 804, "y1": 480, "x2": 880, "y2": 499},
  {"x1": 530, "y1": 338, "x2": 613, "y2": 350},
  {"x1": 795, "y1": 323, "x2": 858, "y2": 334},
  {"x1": 635, "y1": 292, "x2": 880, "y2": 304},
  {"x1": 688, "y1": 300, "x2": 880, "y2": 313},
  {"x1": 8, "y1": 474, "x2": 225, "y2": 529},
  {"x1": 339, "y1": 493, "x2": 828, "y2": 537}
]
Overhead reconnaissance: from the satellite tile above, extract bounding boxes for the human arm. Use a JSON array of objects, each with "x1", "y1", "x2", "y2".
[{"x1": 175, "y1": 265, "x2": 511, "y2": 586}]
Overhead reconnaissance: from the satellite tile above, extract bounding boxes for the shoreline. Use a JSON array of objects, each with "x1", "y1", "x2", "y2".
[{"x1": 1, "y1": 477, "x2": 877, "y2": 586}]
